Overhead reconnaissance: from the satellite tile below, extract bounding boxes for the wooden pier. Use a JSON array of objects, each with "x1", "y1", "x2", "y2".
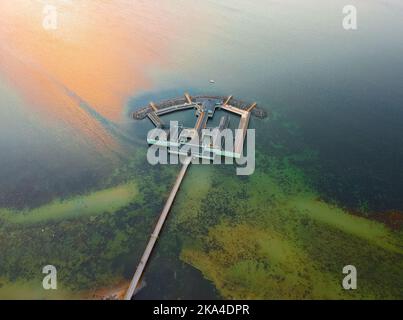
[
  {"x1": 124, "y1": 156, "x2": 192, "y2": 300},
  {"x1": 124, "y1": 99, "x2": 207, "y2": 300},
  {"x1": 132, "y1": 95, "x2": 267, "y2": 120},
  {"x1": 147, "y1": 112, "x2": 164, "y2": 128},
  {"x1": 125, "y1": 94, "x2": 264, "y2": 299}
]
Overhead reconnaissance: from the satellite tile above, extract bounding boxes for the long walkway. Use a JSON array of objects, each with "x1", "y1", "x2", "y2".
[
  {"x1": 124, "y1": 102, "x2": 209, "y2": 300},
  {"x1": 124, "y1": 156, "x2": 191, "y2": 300},
  {"x1": 125, "y1": 96, "x2": 255, "y2": 300}
]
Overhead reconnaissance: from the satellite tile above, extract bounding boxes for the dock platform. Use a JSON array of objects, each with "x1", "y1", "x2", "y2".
[{"x1": 126, "y1": 93, "x2": 264, "y2": 299}]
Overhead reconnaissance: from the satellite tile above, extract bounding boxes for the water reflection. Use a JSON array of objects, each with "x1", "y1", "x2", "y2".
[{"x1": 0, "y1": 0, "x2": 189, "y2": 207}]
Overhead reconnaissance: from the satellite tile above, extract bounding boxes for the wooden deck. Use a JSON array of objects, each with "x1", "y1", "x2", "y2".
[
  {"x1": 123, "y1": 156, "x2": 191, "y2": 300},
  {"x1": 125, "y1": 94, "x2": 260, "y2": 299}
]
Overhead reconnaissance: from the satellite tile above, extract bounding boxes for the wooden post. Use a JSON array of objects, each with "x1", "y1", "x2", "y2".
[
  {"x1": 224, "y1": 95, "x2": 233, "y2": 106},
  {"x1": 247, "y1": 102, "x2": 257, "y2": 112},
  {"x1": 149, "y1": 102, "x2": 158, "y2": 112},
  {"x1": 184, "y1": 93, "x2": 192, "y2": 104}
]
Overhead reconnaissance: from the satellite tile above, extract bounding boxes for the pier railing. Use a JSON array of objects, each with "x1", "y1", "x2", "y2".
[{"x1": 132, "y1": 95, "x2": 267, "y2": 120}]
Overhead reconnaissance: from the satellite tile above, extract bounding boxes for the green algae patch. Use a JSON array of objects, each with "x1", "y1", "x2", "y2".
[
  {"x1": 181, "y1": 222, "x2": 347, "y2": 299},
  {"x1": 0, "y1": 278, "x2": 85, "y2": 300},
  {"x1": 171, "y1": 165, "x2": 214, "y2": 228},
  {"x1": 0, "y1": 153, "x2": 179, "y2": 296},
  {"x1": 0, "y1": 183, "x2": 138, "y2": 225},
  {"x1": 177, "y1": 155, "x2": 403, "y2": 299},
  {"x1": 288, "y1": 195, "x2": 403, "y2": 255}
]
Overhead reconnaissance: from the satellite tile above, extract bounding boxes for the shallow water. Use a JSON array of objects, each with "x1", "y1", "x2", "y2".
[{"x1": 1, "y1": 0, "x2": 403, "y2": 299}]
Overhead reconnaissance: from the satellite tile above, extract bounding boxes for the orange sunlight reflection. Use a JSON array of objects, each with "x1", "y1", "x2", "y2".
[{"x1": 0, "y1": 0, "x2": 177, "y2": 149}]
